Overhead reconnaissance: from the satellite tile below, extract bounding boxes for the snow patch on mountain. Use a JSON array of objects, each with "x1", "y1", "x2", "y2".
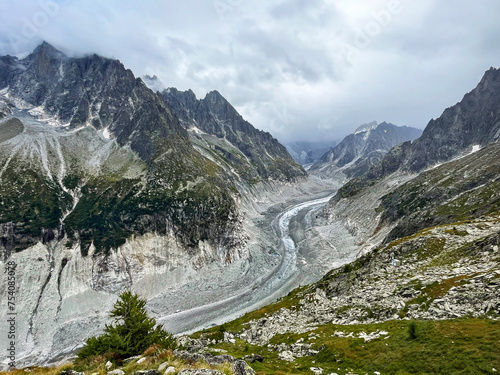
[{"x1": 354, "y1": 121, "x2": 378, "y2": 134}]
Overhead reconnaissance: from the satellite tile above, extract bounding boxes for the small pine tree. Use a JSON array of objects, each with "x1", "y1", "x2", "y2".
[{"x1": 78, "y1": 291, "x2": 177, "y2": 359}]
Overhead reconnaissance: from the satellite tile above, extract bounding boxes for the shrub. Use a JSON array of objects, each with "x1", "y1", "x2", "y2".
[
  {"x1": 78, "y1": 291, "x2": 177, "y2": 360},
  {"x1": 408, "y1": 321, "x2": 418, "y2": 340}
]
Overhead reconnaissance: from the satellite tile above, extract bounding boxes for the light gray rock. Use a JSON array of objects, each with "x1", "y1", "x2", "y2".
[
  {"x1": 278, "y1": 350, "x2": 295, "y2": 362},
  {"x1": 124, "y1": 355, "x2": 143, "y2": 364},
  {"x1": 232, "y1": 359, "x2": 257, "y2": 375},
  {"x1": 177, "y1": 370, "x2": 224, "y2": 375},
  {"x1": 158, "y1": 362, "x2": 169, "y2": 372}
]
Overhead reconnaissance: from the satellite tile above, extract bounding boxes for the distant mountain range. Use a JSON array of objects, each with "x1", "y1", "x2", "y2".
[{"x1": 309, "y1": 121, "x2": 422, "y2": 179}]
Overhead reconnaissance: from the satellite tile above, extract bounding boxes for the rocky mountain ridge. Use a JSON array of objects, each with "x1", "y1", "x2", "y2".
[
  {"x1": 335, "y1": 67, "x2": 500, "y2": 200},
  {"x1": 161, "y1": 87, "x2": 306, "y2": 182},
  {"x1": 309, "y1": 121, "x2": 422, "y2": 180},
  {"x1": 0, "y1": 42, "x2": 305, "y2": 256}
]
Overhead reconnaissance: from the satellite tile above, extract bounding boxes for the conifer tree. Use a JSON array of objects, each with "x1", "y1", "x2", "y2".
[{"x1": 78, "y1": 291, "x2": 177, "y2": 359}]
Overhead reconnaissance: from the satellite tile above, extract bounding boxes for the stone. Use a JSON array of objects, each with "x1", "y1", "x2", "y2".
[
  {"x1": 177, "y1": 370, "x2": 224, "y2": 375},
  {"x1": 205, "y1": 354, "x2": 236, "y2": 366},
  {"x1": 158, "y1": 362, "x2": 169, "y2": 372},
  {"x1": 178, "y1": 337, "x2": 205, "y2": 352},
  {"x1": 164, "y1": 367, "x2": 176, "y2": 375},
  {"x1": 232, "y1": 359, "x2": 257, "y2": 375},
  {"x1": 310, "y1": 367, "x2": 323, "y2": 374},
  {"x1": 278, "y1": 350, "x2": 295, "y2": 362},
  {"x1": 107, "y1": 370, "x2": 125, "y2": 375},
  {"x1": 137, "y1": 357, "x2": 147, "y2": 364},
  {"x1": 105, "y1": 361, "x2": 113, "y2": 370},
  {"x1": 133, "y1": 371, "x2": 160, "y2": 375}
]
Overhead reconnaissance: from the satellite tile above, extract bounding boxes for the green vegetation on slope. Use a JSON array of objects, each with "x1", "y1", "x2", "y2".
[{"x1": 204, "y1": 319, "x2": 499, "y2": 375}]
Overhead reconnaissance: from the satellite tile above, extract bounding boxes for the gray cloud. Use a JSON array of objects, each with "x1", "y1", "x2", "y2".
[{"x1": 1, "y1": 0, "x2": 499, "y2": 143}]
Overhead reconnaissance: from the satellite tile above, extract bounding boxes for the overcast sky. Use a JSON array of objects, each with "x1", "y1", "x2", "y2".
[{"x1": 1, "y1": 0, "x2": 499, "y2": 143}]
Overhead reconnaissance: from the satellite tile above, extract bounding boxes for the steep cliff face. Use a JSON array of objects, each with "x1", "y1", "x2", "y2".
[
  {"x1": 162, "y1": 87, "x2": 307, "y2": 183},
  {"x1": 404, "y1": 67, "x2": 500, "y2": 173},
  {"x1": 333, "y1": 67, "x2": 500, "y2": 207},
  {"x1": 0, "y1": 43, "x2": 246, "y2": 257},
  {"x1": 309, "y1": 122, "x2": 422, "y2": 180}
]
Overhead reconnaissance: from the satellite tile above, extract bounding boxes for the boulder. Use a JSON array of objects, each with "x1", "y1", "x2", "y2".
[
  {"x1": 232, "y1": 360, "x2": 257, "y2": 375},
  {"x1": 133, "y1": 371, "x2": 160, "y2": 375},
  {"x1": 157, "y1": 362, "x2": 169, "y2": 372}
]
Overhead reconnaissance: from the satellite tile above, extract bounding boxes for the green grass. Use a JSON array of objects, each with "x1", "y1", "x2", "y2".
[{"x1": 205, "y1": 318, "x2": 500, "y2": 375}]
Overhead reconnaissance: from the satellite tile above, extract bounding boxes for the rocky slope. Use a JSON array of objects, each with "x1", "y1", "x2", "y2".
[
  {"x1": 185, "y1": 214, "x2": 499, "y2": 374},
  {"x1": 237, "y1": 217, "x2": 500, "y2": 345},
  {"x1": 309, "y1": 121, "x2": 421, "y2": 180},
  {"x1": 161, "y1": 87, "x2": 306, "y2": 183}
]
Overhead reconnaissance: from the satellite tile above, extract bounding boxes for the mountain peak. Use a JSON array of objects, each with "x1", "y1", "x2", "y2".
[
  {"x1": 204, "y1": 90, "x2": 226, "y2": 103},
  {"x1": 354, "y1": 121, "x2": 378, "y2": 134},
  {"x1": 310, "y1": 121, "x2": 422, "y2": 179},
  {"x1": 32, "y1": 41, "x2": 65, "y2": 59}
]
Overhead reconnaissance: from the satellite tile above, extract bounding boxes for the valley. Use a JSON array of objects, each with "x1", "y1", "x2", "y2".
[
  {"x1": 157, "y1": 188, "x2": 358, "y2": 336},
  {"x1": 0, "y1": 42, "x2": 499, "y2": 374}
]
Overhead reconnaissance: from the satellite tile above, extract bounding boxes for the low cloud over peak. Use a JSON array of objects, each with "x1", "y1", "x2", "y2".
[{"x1": 1, "y1": 0, "x2": 499, "y2": 143}]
